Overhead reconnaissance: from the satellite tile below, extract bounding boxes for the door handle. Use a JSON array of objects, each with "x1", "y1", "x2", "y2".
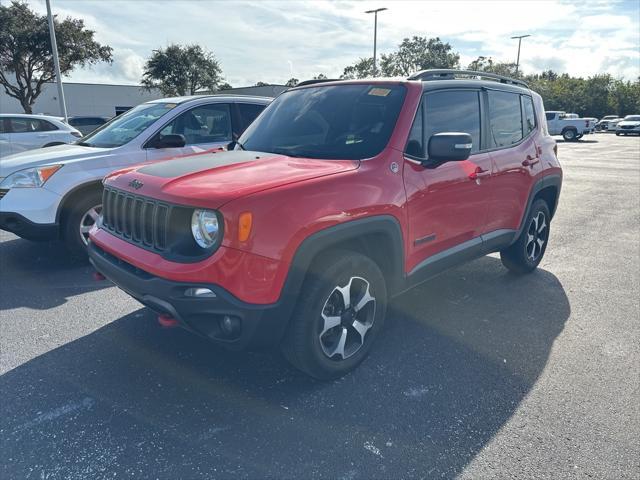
[
  {"x1": 522, "y1": 155, "x2": 540, "y2": 167},
  {"x1": 468, "y1": 166, "x2": 490, "y2": 181}
]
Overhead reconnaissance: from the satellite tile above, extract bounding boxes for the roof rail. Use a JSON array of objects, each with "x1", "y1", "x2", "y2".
[
  {"x1": 295, "y1": 78, "x2": 341, "y2": 87},
  {"x1": 408, "y1": 69, "x2": 528, "y2": 88}
]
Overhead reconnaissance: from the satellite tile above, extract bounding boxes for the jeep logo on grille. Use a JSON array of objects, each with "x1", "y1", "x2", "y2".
[{"x1": 128, "y1": 179, "x2": 143, "y2": 190}]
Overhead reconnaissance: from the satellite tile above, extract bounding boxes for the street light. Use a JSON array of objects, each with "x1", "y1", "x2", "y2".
[
  {"x1": 46, "y1": 0, "x2": 68, "y2": 121},
  {"x1": 510, "y1": 34, "x2": 531, "y2": 76},
  {"x1": 365, "y1": 7, "x2": 387, "y2": 76}
]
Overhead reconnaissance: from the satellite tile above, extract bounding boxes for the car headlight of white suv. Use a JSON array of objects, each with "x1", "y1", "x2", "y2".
[{"x1": 0, "y1": 165, "x2": 63, "y2": 188}]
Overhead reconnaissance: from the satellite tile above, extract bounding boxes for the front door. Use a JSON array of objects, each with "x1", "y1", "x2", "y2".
[{"x1": 403, "y1": 89, "x2": 492, "y2": 273}]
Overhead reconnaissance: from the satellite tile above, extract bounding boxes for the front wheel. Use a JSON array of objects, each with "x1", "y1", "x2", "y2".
[
  {"x1": 500, "y1": 199, "x2": 551, "y2": 274},
  {"x1": 62, "y1": 190, "x2": 103, "y2": 258},
  {"x1": 281, "y1": 250, "x2": 387, "y2": 380}
]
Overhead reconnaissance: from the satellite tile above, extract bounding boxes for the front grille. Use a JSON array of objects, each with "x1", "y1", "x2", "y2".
[
  {"x1": 101, "y1": 187, "x2": 172, "y2": 253},
  {"x1": 621, "y1": 125, "x2": 635, "y2": 130},
  {"x1": 0, "y1": 188, "x2": 8, "y2": 200}
]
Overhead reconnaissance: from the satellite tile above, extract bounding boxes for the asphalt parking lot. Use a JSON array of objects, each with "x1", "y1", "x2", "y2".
[{"x1": 1, "y1": 133, "x2": 639, "y2": 479}]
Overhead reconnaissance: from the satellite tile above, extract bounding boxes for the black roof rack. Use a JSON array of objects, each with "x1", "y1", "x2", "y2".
[
  {"x1": 295, "y1": 78, "x2": 341, "y2": 87},
  {"x1": 408, "y1": 69, "x2": 528, "y2": 88}
]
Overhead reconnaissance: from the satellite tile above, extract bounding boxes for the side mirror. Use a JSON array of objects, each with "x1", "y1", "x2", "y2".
[
  {"x1": 427, "y1": 132, "x2": 472, "y2": 164},
  {"x1": 151, "y1": 134, "x2": 186, "y2": 149}
]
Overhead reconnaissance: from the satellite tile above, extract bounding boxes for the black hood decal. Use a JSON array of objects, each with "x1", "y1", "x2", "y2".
[{"x1": 138, "y1": 150, "x2": 266, "y2": 178}]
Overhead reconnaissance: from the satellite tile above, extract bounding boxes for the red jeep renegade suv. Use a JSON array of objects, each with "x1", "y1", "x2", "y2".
[{"x1": 89, "y1": 70, "x2": 562, "y2": 379}]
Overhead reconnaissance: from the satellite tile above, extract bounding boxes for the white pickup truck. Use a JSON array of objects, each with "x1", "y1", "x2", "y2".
[{"x1": 545, "y1": 111, "x2": 596, "y2": 141}]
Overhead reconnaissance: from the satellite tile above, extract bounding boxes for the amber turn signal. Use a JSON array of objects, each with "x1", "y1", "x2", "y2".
[{"x1": 238, "y1": 212, "x2": 253, "y2": 242}]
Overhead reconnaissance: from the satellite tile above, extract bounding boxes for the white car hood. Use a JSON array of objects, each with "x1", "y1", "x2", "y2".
[
  {"x1": 0, "y1": 144, "x2": 116, "y2": 177},
  {"x1": 618, "y1": 121, "x2": 640, "y2": 127}
]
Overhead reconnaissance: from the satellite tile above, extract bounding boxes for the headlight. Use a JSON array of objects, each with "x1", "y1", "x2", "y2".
[
  {"x1": 0, "y1": 165, "x2": 63, "y2": 188},
  {"x1": 191, "y1": 209, "x2": 221, "y2": 248}
]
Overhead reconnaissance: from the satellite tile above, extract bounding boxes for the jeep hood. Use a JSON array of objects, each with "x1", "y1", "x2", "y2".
[
  {"x1": 105, "y1": 150, "x2": 359, "y2": 208},
  {"x1": 0, "y1": 143, "x2": 115, "y2": 177}
]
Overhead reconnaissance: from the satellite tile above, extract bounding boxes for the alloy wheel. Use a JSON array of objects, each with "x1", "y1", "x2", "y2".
[
  {"x1": 79, "y1": 204, "x2": 102, "y2": 246},
  {"x1": 319, "y1": 276, "x2": 376, "y2": 360},
  {"x1": 526, "y1": 211, "x2": 548, "y2": 262}
]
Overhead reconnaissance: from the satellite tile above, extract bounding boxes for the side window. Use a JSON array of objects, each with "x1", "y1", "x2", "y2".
[
  {"x1": 405, "y1": 103, "x2": 423, "y2": 158},
  {"x1": 158, "y1": 104, "x2": 232, "y2": 145},
  {"x1": 237, "y1": 103, "x2": 266, "y2": 131},
  {"x1": 9, "y1": 118, "x2": 30, "y2": 133},
  {"x1": 0, "y1": 119, "x2": 7, "y2": 134},
  {"x1": 424, "y1": 90, "x2": 481, "y2": 153},
  {"x1": 34, "y1": 120, "x2": 58, "y2": 132},
  {"x1": 488, "y1": 90, "x2": 523, "y2": 148},
  {"x1": 521, "y1": 95, "x2": 536, "y2": 137},
  {"x1": 545, "y1": 112, "x2": 555, "y2": 121}
]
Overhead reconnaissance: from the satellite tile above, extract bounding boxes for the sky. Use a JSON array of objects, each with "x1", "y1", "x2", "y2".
[{"x1": 20, "y1": 0, "x2": 640, "y2": 86}]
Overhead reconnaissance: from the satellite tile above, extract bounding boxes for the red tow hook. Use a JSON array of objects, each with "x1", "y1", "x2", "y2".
[
  {"x1": 157, "y1": 314, "x2": 179, "y2": 328},
  {"x1": 92, "y1": 271, "x2": 106, "y2": 281}
]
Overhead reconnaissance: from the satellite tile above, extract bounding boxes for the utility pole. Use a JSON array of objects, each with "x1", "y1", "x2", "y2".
[
  {"x1": 46, "y1": 0, "x2": 68, "y2": 121},
  {"x1": 365, "y1": 7, "x2": 387, "y2": 77},
  {"x1": 511, "y1": 34, "x2": 531, "y2": 76}
]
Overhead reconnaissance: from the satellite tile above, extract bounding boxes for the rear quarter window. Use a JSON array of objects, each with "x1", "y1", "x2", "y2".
[{"x1": 488, "y1": 90, "x2": 523, "y2": 147}]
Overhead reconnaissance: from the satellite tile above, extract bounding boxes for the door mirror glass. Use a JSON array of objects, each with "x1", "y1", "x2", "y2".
[
  {"x1": 427, "y1": 132, "x2": 472, "y2": 163},
  {"x1": 152, "y1": 133, "x2": 186, "y2": 149}
]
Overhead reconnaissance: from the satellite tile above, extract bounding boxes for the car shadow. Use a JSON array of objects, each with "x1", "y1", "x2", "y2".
[
  {"x1": 0, "y1": 236, "x2": 109, "y2": 310},
  {"x1": 0, "y1": 256, "x2": 570, "y2": 479}
]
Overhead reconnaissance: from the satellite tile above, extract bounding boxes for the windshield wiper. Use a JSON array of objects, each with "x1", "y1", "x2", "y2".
[{"x1": 76, "y1": 141, "x2": 93, "y2": 147}]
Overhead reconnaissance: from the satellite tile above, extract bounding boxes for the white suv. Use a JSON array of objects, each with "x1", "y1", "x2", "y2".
[
  {"x1": 0, "y1": 95, "x2": 270, "y2": 256},
  {"x1": 0, "y1": 114, "x2": 82, "y2": 156}
]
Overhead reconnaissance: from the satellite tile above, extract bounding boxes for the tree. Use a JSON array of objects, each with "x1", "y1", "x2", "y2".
[
  {"x1": 217, "y1": 82, "x2": 232, "y2": 91},
  {"x1": 467, "y1": 56, "x2": 518, "y2": 77},
  {"x1": 341, "y1": 57, "x2": 373, "y2": 79},
  {"x1": 382, "y1": 36, "x2": 459, "y2": 76},
  {"x1": 285, "y1": 78, "x2": 299, "y2": 87},
  {"x1": 313, "y1": 74, "x2": 328, "y2": 80},
  {"x1": 0, "y1": 1, "x2": 112, "y2": 113},
  {"x1": 254, "y1": 81, "x2": 269, "y2": 87},
  {"x1": 141, "y1": 44, "x2": 222, "y2": 96}
]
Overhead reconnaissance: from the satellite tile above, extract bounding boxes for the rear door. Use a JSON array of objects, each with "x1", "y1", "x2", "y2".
[
  {"x1": 145, "y1": 103, "x2": 233, "y2": 163},
  {"x1": 403, "y1": 89, "x2": 493, "y2": 272},
  {"x1": 486, "y1": 90, "x2": 543, "y2": 233}
]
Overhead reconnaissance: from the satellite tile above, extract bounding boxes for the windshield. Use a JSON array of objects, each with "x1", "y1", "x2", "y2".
[
  {"x1": 623, "y1": 115, "x2": 640, "y2": 121},
  {"x1": 78, "y1": 103, "x2": 177, "y2": 148},
  {"x1": 239, "y1": 84, "x2": 406, "y2": 160}
]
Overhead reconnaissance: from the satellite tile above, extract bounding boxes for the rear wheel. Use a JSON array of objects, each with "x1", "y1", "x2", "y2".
[
  {"x1": 62, "y1": 190, "x2": 102, "y2": 258},
  {"x1": 562, "y1": 129, "x2": 577, "y2": 141},
  {"x1": 500, "y1": 199, "x2": 550, "y2": 274},
  {"x1": 281, "y1": 250, "x2": 387, "y2": 380}
]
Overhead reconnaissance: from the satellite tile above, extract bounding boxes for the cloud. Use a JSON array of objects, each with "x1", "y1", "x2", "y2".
[{"x1": 24, "y1": 0, "x2": 640, "y2": 85}]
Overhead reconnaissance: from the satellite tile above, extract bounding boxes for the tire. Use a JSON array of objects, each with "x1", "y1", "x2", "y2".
[
  {"x1": 281, "y1": 250, "x2": 387, "y2": 380},
  {"x1": 562, "y1": 129, "x2": 577, "y2": 141},
  {"x1": 62, "y1": 190, "x2": 103, "y2": 258},
  {"x1": 500, "y1": 199, "x2": 551, "y2": 275},
  {"x1": 42, "y1": 142, "x2": 65, "y2": 148},
  {"x1": 615, "y1": 132, "x2": 621, "y2": 136}
]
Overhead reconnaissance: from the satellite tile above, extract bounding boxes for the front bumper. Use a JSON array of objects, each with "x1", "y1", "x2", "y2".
[
  {"x1": 88, "y1": 241, "x2": 289, "y2": 350},
  {"x1": 0, "y1": 212, "x2": 59, "y2": 240},
  {"x1": 616, "y1": 127, "x2": 640, "y2": 133}
]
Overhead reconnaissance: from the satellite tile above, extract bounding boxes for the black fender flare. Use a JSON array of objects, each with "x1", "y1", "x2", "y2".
[
  {"x1": 55, "y1": 180, "x2": 104, "y2": 224},
  {"x1": 269, "y1": 215, "x2": 405, "y2": 340},
  {"x1": 513, "y1": 174, "x2": 562, "y2": 244}
]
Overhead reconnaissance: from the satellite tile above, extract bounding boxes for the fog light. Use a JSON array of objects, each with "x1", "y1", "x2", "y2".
[
  {"x1": 220, "y1": 315, "x2": 241, "y2": 337},
  {"x1": 184, "y1": 287, "x2": 216, "y2": 298}
]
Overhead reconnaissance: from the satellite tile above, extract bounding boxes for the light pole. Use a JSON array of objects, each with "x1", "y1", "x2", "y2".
[
  {"x1": 45, "y1": 0, "x2": 68, "y2": 121},
  {"x1": 511, "y1": 34, "x2": 531, "y2": 76},
  {"x1": 365, "y1": 7, "x2": 387, "y2": 77}
]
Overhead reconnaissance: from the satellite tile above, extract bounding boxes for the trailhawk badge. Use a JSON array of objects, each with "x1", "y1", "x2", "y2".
[{"x1": 128, "y1": 179, "x2": 143, "y2": 190}]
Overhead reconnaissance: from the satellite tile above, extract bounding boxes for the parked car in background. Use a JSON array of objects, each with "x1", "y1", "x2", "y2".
[
  {"x1": 596, "y1": 115, "x2": 619, "y2": 131},
  {"x1": 89, "y1": 70, "x2": 561, "y2": 379},
  {"x1": 0, "y1": 114, "x2": 81, "y2": 158},
  {"x1": 545, "y1": 111, "x2": 595, "y2": 141},
  {"x1": 0, "y1": 95, "x2": 270, "y2": 257},
  {"x1": 607, "y1": 118, "x2": 623, "y2": 131},
  {"x1": 67, "y1": 116, "x2": 111, "y2": 136},
  {"x1": 615, "y1": 115, "x2": 640, "y2": 135}
]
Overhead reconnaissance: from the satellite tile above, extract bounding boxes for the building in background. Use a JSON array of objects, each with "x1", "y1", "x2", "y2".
[
  {"x1": 0, "y1": 82, "x2": 161, "y2": 118},
  {"x1": 214, "y1": 84, "x2": 287, "y2": 98}
]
